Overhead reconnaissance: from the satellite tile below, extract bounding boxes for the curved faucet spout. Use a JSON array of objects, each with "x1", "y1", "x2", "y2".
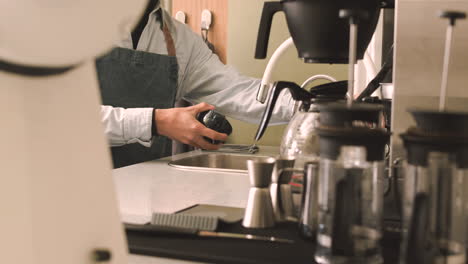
[{"x1": 257, "y1": 37, "x2": 295, "y2": 103}]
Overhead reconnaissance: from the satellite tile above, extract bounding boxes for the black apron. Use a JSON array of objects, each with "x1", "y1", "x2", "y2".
[{"x1": 96, "y1": 20, "x2": 178, "y2": 168}]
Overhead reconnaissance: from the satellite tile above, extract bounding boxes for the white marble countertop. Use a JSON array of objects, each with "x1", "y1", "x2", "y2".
[{"x1": 112, "y1": 146, "x2": 280, "y2": 263}]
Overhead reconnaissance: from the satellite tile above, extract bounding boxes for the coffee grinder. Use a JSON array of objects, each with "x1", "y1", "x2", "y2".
[
  {"x1": 314, "y1": 10, "x2": 390, "y2": 264},
  {"x1": 399, "y1": 11, "x2": 468, "y2": 264}
]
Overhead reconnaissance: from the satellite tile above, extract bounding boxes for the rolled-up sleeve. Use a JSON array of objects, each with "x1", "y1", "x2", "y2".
[{"x1": 100, "y1": 105, "x2": 154, "y2": 147}]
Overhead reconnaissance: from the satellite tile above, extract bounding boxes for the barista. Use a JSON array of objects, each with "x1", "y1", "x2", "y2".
[{"x1": 99, "y1": 0, "x2": 294, "y2": 168}]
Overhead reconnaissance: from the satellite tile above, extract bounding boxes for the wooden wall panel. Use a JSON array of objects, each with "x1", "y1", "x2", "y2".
[{"x1": 172, "y1": 0, "x2": 228, "y2": 63}]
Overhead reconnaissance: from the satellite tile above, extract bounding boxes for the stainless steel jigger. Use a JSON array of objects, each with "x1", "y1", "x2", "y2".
[
  {"x1": 270, "y1": 158, "x2": 296, "y2": 222},
  {"x1": 242, "y1": 157, "x2": 276, "y2": 228}
]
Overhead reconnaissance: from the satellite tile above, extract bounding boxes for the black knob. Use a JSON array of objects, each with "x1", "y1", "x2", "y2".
[
  {"x1": 339, "y1": 9, "x2": 369, "y2": 24},
  {"x1": 92, "y1": 249, "x2": 112, "y2": 262},
  {"x1": 439, "y1": 10, "x2": 466, "y2": 26}
]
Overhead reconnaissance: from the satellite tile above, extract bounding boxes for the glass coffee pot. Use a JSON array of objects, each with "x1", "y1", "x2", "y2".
[
  {"x1": 314, "y1": 103, "x2": 390, "y2": 264},
  {"x1": 279, "y1": 82, "x2": 347, "y2": 168},
  {"x1": 399, "y1": 110, "x2": 468, "y2": 264},
  {"x1": 254, "y1": 80, "x2": 347, "y2": 144}
]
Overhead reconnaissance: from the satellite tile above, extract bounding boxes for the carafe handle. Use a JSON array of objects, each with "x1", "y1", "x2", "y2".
[
  {"x1": 406, "y1": 193, "x2": 434, "y2": 263},
  {"x1": 255, "y1": 2, "x2": 283, "y2": 59},
  {"x1": 254, "y1": 81, "x2": 312, "y2": 141}
]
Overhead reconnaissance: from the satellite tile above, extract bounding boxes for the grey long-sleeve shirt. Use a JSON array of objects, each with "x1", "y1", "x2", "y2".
[{"x1": 101, "y1": 7, "x2": 293, "y2": 147}]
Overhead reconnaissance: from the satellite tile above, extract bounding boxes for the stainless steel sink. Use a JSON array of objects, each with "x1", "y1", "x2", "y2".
[{"x1": 168, "y1": 153, "x2": 269, "y2": 173}]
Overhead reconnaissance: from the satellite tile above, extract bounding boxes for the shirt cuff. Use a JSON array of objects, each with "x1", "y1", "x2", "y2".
[{"x1": 123, "y1": 108, "x2": 153, "y2": 144}]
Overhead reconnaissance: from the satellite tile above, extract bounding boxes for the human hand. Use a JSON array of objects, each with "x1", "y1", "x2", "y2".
[{"x1": 155, "y1": 103, "x2": 229, "y2": 150}]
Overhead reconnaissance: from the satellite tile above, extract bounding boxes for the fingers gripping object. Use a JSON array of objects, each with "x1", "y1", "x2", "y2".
[{"x1": 197, "y1": 110, "x2": 233, "y2": 144}]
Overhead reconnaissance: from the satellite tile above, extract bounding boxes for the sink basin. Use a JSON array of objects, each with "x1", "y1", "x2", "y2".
[{"x1": 168, "y1": 153, "x2": 269, "y2": 173}]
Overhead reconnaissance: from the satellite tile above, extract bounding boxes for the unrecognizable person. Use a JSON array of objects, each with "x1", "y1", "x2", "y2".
[{"x1": 98, "y1": 0, "x2": 294, "y2": 168}]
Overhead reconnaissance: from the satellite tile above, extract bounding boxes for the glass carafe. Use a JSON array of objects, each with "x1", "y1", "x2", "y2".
[
  {"x1": 315, "y1": 146, "x2": 385, "y2": 264},
  {"x1": 399, "y1": 109, "x2": 468, "y2": 264},
  {"x1": 280, "y1": 96, "x2": 346, "y2": 173},
  {"x1": 280, "y1": 103, "x2": 320, "y2": 167},
  {"x1": 314, "y1": 103, "x2": 389, "y2": 264},
  {"x1": 400, "y1": 152, "x2": 467, "y2": 264}
]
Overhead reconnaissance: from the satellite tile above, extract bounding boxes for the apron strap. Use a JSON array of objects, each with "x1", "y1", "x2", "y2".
[
  {"x1": 156, "y1": 9, "x2": 176, "y2": 57},
  {"x1": 162, "y1": 25, "x2": 176, "y2": 57}
]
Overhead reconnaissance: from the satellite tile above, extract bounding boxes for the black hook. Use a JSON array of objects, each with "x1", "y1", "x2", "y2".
[{"x1": 92, "y1": 249, "x2": 112, "y2": 262}]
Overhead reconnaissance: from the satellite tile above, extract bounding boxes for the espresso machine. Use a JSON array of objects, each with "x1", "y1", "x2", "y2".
[{"x1": 399, "y1": 11, "x2": 468, "y2": 264}]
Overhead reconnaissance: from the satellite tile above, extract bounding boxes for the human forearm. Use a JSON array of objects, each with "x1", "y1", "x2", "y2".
[
  {"x1": 187, "y1": 71, "x2": 294, "y2": 124},
  {"x1": 100, "y1": 105, "x2": 153, "y2": 147}
]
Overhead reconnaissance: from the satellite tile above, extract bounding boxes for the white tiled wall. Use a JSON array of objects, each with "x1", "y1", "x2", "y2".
[{"x1": 392, "y1": 0, "x2": 468, "y2": 159}]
